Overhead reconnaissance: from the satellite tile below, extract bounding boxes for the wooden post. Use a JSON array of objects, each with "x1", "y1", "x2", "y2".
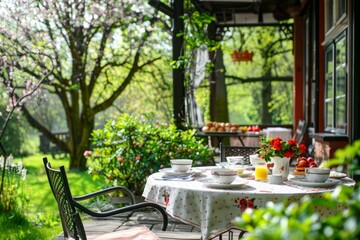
[{"x1": 173, "y1": 0, "x2": 185, "y2": 129}]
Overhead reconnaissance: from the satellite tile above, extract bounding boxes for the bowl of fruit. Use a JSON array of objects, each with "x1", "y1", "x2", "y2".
[{"x1": 293, "y1": 157, "x2": 317, "y2": 176}]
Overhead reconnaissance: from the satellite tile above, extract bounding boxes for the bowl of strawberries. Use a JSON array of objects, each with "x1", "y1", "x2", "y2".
[{"x1": 293, "y1": 157, "x2": 317, "y2": 176}]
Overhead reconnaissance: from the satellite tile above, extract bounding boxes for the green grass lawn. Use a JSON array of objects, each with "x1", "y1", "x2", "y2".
[{"x1": 0, "y1": 153, "x2": 106, "y2": 240}]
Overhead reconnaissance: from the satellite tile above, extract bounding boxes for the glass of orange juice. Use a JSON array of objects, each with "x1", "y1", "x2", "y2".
[{"x1": 255, "y1": 163, "x2": 268, "y2": 181}]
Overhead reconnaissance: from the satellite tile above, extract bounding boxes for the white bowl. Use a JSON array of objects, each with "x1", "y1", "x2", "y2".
[
  {"x1": 170, "y1": 159, "x2": 193, "y2": 172},
  {"x1": 249, "y1": 154, "x2": 266, "y2": 166},
  {"x1": 211, "y1": 168, "x2": 237, "y2": 184},
  {"x1": 305, "y1": 168, "x2": 330, "y2": 183},
  {"x1": 226, "y1": 156, "x2": 245, "y2": 165}
]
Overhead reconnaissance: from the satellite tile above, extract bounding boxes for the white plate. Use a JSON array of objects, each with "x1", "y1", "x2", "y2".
[
  {"x1": 197, "y1": 178, "x2": 248, "y2": 189},
  {"x1": 329, "y1": 171, "x2": 347, "y2": 179},
  {"x1": 159, "y1": 168, "x2": 195, "y2": 177},
  {"x1": 289, "y1": 178, "x2": 340, "y2": 188},
  {"x1": 238, "y1": 170, "x2": 253, "y2": 178}
]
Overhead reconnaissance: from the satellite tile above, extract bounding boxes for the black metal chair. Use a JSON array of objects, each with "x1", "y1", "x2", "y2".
[
  {"x1": 43, "y1": 157, "x2": 168, "y2": 240},
  {"x1": 220, "y1": 145, "x2": 259, "y2": 164}
]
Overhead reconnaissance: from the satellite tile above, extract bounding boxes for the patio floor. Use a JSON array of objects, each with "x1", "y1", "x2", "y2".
[{"x1": 55, "y1": 209, "x2": 245, "y2": 240}]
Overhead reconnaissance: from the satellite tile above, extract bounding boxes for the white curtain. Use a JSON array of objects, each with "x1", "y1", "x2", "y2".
[{"x1": 185, "y1": 46, "x2": 209, "y2": 128}]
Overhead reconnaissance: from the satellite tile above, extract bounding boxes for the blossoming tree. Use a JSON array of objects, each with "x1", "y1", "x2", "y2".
[{"x1": 0, "y1": 0, "x2": 170, "y2": 169}]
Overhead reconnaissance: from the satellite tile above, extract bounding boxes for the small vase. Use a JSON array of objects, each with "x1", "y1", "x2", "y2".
[{"x1": 271, "y1": 156, "x2": 290, "y2": 181}]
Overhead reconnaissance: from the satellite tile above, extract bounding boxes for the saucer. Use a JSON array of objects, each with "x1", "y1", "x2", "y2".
[
  {"x1": 329, "y1": 171, "x2": 347, "y2": 179},
  {"x1": 197, "y1": 178, "x2": 248, "y2": 189},
  {"x1": 159, "y1": 168, "x2": 195, "y2": 177},
  {"x1": 289, "y1": 178, "x2": 340, "y2": 188}
]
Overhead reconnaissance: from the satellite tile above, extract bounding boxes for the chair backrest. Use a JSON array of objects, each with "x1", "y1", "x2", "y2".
[
  {"x1": 221, "y1": 145, "x2": 258, "y2": 164},
  {"x1": 293, "y1": 120, "x2": 307, "y2": 144},
  {"x1": 43, "y1": 157, "x2": 87, "y2": 240}
]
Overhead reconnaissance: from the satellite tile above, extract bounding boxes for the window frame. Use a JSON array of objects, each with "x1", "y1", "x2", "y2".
[{"x1": 324, "y1": 30, "x2": 348, "y2": 134}]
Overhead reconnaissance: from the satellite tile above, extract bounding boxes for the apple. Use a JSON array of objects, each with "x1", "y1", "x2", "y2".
[
  {"x1": 202, "y1": 126, "x2": 209, "y2": 132},
  {"x1": 309, "y1": 162, "x2": 317, "y2": 168},
  {"x1": 297, "y1": 159, "x2": 309, "y2": 167}
]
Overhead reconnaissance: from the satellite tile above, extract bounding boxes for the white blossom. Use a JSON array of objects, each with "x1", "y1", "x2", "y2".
[
  {"x1": 6, "y1": 154, "x2": 14, "y2": 167},
  {"x1": 21, "y1": 168, "x2": 27, "y2": 181}
]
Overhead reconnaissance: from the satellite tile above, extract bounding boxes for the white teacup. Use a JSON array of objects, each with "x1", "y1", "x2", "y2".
[
  {"x1": 170, "y1": 159, "x2": 193, "y2": 172},
  {"x1": 211, "y1": 168, "x2": 237, "y2": 184},
  {"x1": 249, "y1": 154, "x2": 266, "y2": 166}
]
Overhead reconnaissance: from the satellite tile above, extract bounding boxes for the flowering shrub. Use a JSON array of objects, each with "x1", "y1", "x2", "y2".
[
  {"x1": 86, "y1": 114, "x2": 214, "y2": 195},
  {"x1": 257, "y1": 136, "x2": 306, "y2": 162},
  {"x1": 0, "y1": 155, "x2": 28, "y2": 213}
]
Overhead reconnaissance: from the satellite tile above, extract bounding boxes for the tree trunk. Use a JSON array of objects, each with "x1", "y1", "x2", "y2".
[
  {"x1": 261, "y1": 66, "x2": 273, "y2": 124},
  {"x1": 68, "y1": 106, "x2": 95, "y2": 170},
  {"x1": 261, "y1": 80, "x2": 272, "y2": 124}
]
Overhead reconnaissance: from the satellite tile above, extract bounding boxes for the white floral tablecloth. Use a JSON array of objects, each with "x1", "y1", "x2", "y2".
[{"x1": 142, "y1": 168, "x2": 355, "y2": 240}]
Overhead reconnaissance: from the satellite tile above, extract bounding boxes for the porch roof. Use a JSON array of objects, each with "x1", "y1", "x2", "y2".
[{"x1": 192, "y1": 0, "x2": 301, "y2": 26}]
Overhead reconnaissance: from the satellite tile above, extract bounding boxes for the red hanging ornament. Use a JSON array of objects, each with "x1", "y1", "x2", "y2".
[{"x1": 231, "y1": 50, "x2": 255, "y2": 63}]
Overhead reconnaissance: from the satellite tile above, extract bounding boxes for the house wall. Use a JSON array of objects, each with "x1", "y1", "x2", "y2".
[{"x1": 295, "y1": 0, "x2": 351, "y2": 162}]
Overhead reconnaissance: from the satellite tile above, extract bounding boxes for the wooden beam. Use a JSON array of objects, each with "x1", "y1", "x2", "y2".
[
  {"x1": 172, "y1": 0, "x2": 185, "y2": 129},
  {"x1": 148, "y1": 0, "x2": 174, "y2": 18},
  {"x1": 226, "y1": 75, "x2": 293, "y2": 83}
]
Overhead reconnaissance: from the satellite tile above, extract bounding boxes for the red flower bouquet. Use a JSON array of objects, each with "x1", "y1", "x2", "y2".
[{"x1": 257, "y1": 136, "x2": 307, "y2": 162}]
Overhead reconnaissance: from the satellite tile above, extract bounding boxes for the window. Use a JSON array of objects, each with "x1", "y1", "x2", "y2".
[
  {"x1": 324, "y1": 32, "x2": 347, "y2": 134},
  {"x1": 323, "y1": 0, "x2": 348, "y2": 134},
  {"x1": 325, "y1": 0, "x2": 347, "y2": 35}
]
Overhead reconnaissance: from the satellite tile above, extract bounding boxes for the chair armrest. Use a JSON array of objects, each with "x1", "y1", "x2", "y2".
[
  {"x1": 73, "y1": 186, "x2": 135, "y2": 204},
  {"x1": 73, "y1": 201, "x2": 168, "y2": 231}
]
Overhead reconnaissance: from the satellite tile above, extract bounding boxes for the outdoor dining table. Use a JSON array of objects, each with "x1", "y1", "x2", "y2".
[{"x1": 142, "y1": 167, "x2": 355, "y2": 240}]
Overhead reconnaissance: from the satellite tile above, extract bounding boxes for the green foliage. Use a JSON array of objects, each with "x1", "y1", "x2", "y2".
[
  {"x1": 0, "y1": 154, "x2": 105, "y2": 239},
  {"x1": 0, "y1": 104, "x2": 35, "y2": 157},
  {"x1": 0, "y1": 211, "x2": 52, "y2": 240},
  {"x1": 223, "y1": 26, "x2": 294, "y2": 124},
  {"x1": 87, "y1": 113, "x2": 214, "y2": 195},
  {"x1": 235, "y1": 140, "x2": 360, "y2": 239},
  {"x1": 31, "y1": 212, "x2": 61, "y2": 228},
  {"x1": 0, "y1": 155, "x2": 29, "y2": 214},
  {"x1": 171, "y1": 6, "x2": 219, "y2": 71},
  {"x1": 324, "y1": 140, "x2": 360, "y2": 175}
]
